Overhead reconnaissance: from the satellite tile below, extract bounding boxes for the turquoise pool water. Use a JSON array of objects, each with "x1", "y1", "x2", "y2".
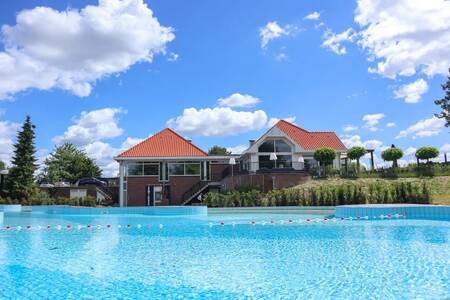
[{"x1": 0, "y1": 211, "x2": 449, "y2": 299}]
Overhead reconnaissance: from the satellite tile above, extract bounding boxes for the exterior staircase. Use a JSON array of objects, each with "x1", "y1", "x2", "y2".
[{"x1": 181, "y1": 181, "x2": 221, "y2": 205}]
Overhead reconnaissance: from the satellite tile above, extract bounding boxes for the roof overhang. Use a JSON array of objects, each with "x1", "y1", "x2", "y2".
[{"x1": 114, "y1": 155, "x2": 239, "y2": 162}]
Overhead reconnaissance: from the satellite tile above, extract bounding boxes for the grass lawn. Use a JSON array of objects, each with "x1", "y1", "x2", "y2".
[{"x1": 296, "y1": 176, "x2": 450, "y2": 205}]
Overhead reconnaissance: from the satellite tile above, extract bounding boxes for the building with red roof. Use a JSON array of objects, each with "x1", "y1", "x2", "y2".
[{"x1": 115, "y1": 120, "x2": 346, "y2": 206}]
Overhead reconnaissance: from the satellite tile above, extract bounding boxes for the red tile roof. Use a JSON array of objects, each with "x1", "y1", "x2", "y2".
[
  {"x1": 276, "y1": 120, "x2": 347, "y2": 150},
  {"x1": 118, "y1": 128, "x2": 207, "y2": 157}
]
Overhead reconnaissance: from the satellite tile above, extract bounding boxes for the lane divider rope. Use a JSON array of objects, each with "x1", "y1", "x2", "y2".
[{"x1": 1, "y1": 213, "x2": 406, "y2": 231}]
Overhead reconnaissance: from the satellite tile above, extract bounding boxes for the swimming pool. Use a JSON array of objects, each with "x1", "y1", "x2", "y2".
[{"x1": 0, "y1": 208, "x2": 449, "y2": 299}]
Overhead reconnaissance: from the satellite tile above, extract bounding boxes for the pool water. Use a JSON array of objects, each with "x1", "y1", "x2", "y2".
[{"x1": 0, "y1": 211, "x2": 449, "y2": 299}]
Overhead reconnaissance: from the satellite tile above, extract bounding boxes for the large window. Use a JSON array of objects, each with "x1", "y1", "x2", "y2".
[
  {"x1": 185, "y1": 163, "x2": 201, "y2": 175},
  {"x1": 127, "y1": 163, "x2": 143, "y2": 176},
  {"x1": 258, "y1": 139, "x2": 291, "y2": 153},
  {"x1": 127, "y1": 162, "x2": 159, "y2": 176},
  {"x1": 169, "y1": 163, "x2": 184, "y2": 175},
  {"x1": 168, "y1": 162, "x2": 201, "y2": 176}
]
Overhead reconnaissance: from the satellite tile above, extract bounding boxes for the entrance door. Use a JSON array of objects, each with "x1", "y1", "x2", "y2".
[
  {"x1": 146, "y1": 185, "x2": 154, "y2": 206},
  {"x1": 146, "y1": 185, "x2": 162, "y2": 206}
]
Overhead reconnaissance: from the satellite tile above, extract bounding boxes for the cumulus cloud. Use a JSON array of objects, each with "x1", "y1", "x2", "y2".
[
  {"x1": 362, "y1": 113, "x2": 385, "y2": 131},
  {"x1": 0, "y1": 120, "x2": 20, "y2": 165},
  {"x1": 83, "y1": 141, "x2": 119, "y2": 175},
  {"x1": 167, "y1": 107, "x2": 268, "y2": 136},
  {"x1": 396, "y1": 116, "x2": 446, "y2": 139},
  {"x1": 343, "y1": 125, "x2": 358, "y2": 132},
  {"x1": 227, "y1": 144, "x2": 248, "y2": 154},
  {"x1": 394, "y1": 79, "x2": 429, "y2": 103},
  {"x1": 259, "y1": 21, "x2": 296, "y2": 48},
  {"x1": 267, "y1": 116, "x2": 296, "y2": 128},
  {"x1": 322, "y1": 28, "x2": 357, "y2": 55},
  {"x1": 0, "y1": 0, "x2": 174, "y2": 99},
  {"x1": 341, "y1": 134, "x2": 384, "y2": 150},
  {"x1": 386, "y1": 122, "x2": 396, "y2": 128},
  {"x1": 355, "y1": 0, "x2": 450, "y2": 78},
  {"x1": 441, "y1": 144, "x2": 450, "y2": 153},
  {"x1": 121, "y1": 137, "x2": 145, "y2": 149},
  {"x1": 304, "y1": 12, "x2": 320, "y2": 21},
  {"x1": 217, "y1": 93, "x2": 261, "y2": 108},
  {"x1": 53, "y1": 108, "x2": 126, "y2": 146}
]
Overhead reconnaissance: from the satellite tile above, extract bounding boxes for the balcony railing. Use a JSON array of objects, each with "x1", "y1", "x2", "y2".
[{"x1": 238, "y1": 161, "x2": 305, "y2": 174}]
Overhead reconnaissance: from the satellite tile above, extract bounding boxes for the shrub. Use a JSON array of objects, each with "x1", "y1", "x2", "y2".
[
  {"x1": 347, "y1": 146, "x2": 367, "y2": 174},
  {"x1": 204, "y1": 180, "x2": 431, "y2": 207},
  {"x1": 415, "y1": 146, "x2": 439, "y2": 163},
  {"x1": 382, "y1": 146, "x2": 404, "y2": 168},
  {"x1": 313, "y1": 148, "x2": 336, "y2": 177}
]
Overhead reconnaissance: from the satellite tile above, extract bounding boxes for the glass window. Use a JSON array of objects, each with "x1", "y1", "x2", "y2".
[
  {"x1": 169, "y1": 163, "x2": 184, "y2": 175},
  {"x1": 275, "y1": 140, "x2": 291, "y2": 152},
  {"x1": 259, "y1": 155, "x2": 274, "y2": 169},
  {"x1": 143, "y1": 164, "x2": 159, "y2": 176},
  {"x1": 258, "y1": 140, "x2": 274, "y2": 152},
  {"x1": 185, "y1": 163, "x2": 200, "y2": 175},
  {"x1": 127, "y1": 163, "x2": 143, "y2": 176},
  {"x1": 276, "y1": 155, "x2": 292, "y2": 168}
]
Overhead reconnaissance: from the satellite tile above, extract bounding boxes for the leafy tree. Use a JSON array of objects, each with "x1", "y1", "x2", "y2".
[
  {"x1": 42, "y1": 143, "x2": 102, "y2": 184},
  {"x1": 347, "y1": 146, "x2": 367, "y2": 174},
  {"x1": 434, "y1": 68, "x2": 450, "y2": 128},
  {"x1": 381, "y1": 145, "x2": 403, "y2": 168},
  {"x1": 0, "y1": 160, "x2": 5, "y2": 171},
  {"x1": 415, "y1": 146, "x2": 439, "y2": 163},
  {"x1": 6, "y1": 116, "x2": 38, "y2": 200},
  {"x1": 208, "y1": 145, "x2": 231, "y2": 155},
  {"x1": 313, "y1": 147, "x2": 336, "y2": 176}
]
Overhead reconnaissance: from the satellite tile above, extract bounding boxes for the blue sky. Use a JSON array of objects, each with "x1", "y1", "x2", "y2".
[{"x1": 0, "y1": 0, "x2": 449, "y2": 175}]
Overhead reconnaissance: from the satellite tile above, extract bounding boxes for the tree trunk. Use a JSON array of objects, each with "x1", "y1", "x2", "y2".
[{"x1": 356, "y1": 159, "x2": 360, "y2": 174}]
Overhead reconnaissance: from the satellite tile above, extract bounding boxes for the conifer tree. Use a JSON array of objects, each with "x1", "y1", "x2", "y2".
[{"x1": 7, "y1": 116, "x2": 38, "y2": 200}]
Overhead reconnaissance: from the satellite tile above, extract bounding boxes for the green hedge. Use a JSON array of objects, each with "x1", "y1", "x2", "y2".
[
  {"x1": 204, "y1": 180, "x2": 431, "y2": 207},
  {"x1": 0, "y1": 194, "x2": 97, "y2": 207}
]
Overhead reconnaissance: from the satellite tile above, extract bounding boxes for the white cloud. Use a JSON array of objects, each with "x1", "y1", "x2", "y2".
[
  {"x1": 362, "y1": 113, "x2": 385, "y2": 131},
  {"x1": 167, "y1": 52, "x2": 179, "y2": 62},
  {"x1": 83, "y1": 141, "x2": 119, "y2": 177},
  {"x1": 441, "y1": 144, "x2": 450, "y2": 153},
  {"x1": 404, "y1": 147, "x2": 417, "y2": 157},
  {"x1": 217, "y1": 93, "x2": 261, "y2": 108},
  {"x1": 355, "y1": 0, "x2": 450, "y2": 78},
  {"x1": 0, "y1": 120, "x2": 20, "y2": 165},
  {"x1": 396, "y1": 116, "x2": 446, "y2": 139},
  {"x1": 341, "y1": 134, "x2": 384, "y2": 150},
  {"x1": 121, "y1": 137, "x2": 145, "y2": 150},
  {"x1": 227, "y1": 144, "x2": 248, "y2": 154},
  {"x1": 53, "y1": 108, "x2": 126, "y2": 146},
  {"x1": 267, "y1": 116, "x2": 296, "y2": 128},
  {"x1": 304, "y1": 12, "x2": 320, "y2": 21},
  {"x1": 0, "y1": 0, "x2": 174, "y2": 99},
  {"x1": 386, "y1": 122, "x2": 396, "y2": 128},
  {"x1": 343, "y1": 125, "x2": 358, "y2": 132},
  {"x1": 394, "y1": 79, "x2": 429, "y2": 103},
  {"x1": 259, "y1": 21, "x2": 296, "y2": 48},
  {"x1": 167, "y1": 107, "x2": 268, "y2": 136},
  {"x1": 322, "y1": 28, "x2": 357, "y2": 55}
]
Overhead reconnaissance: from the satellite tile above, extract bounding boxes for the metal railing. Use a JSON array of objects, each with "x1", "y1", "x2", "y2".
[{"x1": 238, "y1": 162, "x2": 306, "y2": 174}]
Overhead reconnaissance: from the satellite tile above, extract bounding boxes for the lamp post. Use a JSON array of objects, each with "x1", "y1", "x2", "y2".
[{"x1": 229, "y1": 157, "x2": 236, "y2": 190}]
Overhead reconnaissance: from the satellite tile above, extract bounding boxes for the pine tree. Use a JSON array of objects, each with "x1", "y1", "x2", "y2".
[
  {"x1": 7, "y1": 116, "x2": 38, "y2": 200},
  {"x1": 435, "y1": 68, "x2": 450, "y2": 128}
]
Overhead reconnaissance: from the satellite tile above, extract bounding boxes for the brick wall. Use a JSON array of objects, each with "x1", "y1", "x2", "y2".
[{"x1": 220, "y1": 172, "x2": 311, "y2": 192}]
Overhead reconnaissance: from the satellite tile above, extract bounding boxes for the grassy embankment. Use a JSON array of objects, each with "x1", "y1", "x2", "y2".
[{"x1": 296, "y1": 177, "x2": 450, "y2": 205}]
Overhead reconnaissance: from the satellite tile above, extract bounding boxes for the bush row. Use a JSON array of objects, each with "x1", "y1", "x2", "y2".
[
  {"x1": 204, "y1": 180, "x2": 431, "y2": 207},
  {"x1": 0, "y1": 194, "x2": 97, "y2": 207}
]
